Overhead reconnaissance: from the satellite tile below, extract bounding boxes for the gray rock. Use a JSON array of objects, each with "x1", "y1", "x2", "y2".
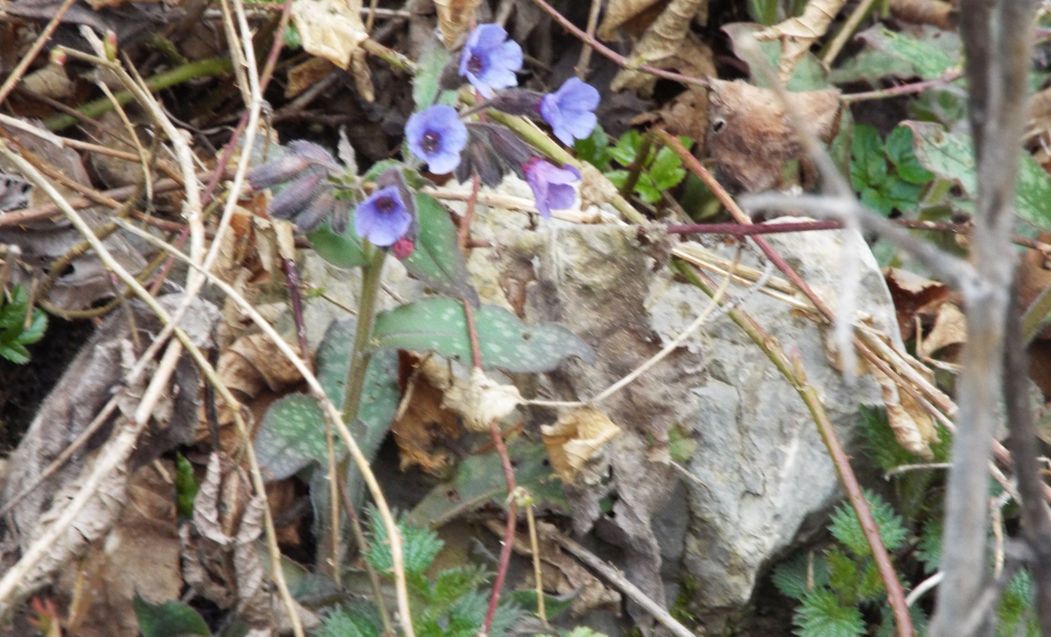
[{"x1": 457, "y1": 187, "x2": 897, "y2": 629}]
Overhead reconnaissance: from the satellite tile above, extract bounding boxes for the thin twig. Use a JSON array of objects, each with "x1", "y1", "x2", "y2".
[
  {"x1": 574, "y1": 0, "x2": 604, "y2": 79},
  {"x1": 0, "y1": 0, "x2": 78, "y2": 106}
]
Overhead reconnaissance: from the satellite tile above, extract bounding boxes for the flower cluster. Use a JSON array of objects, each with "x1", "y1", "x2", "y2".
[
  {"x1": 251, "y1": 23, "x2": 603, "y2": 252},
  {"x1": 402, "y1": 23, "x2": 601, "y2": 224}
]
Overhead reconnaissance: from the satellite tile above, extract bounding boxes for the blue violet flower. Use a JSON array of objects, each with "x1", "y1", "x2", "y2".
[
  {"x1": 540, "y1": 77, "x2": 600, "y2": 146},
  {"x1": 355, "y1": 185, "x2": 412, "y2": 247},
  {"x1": 459, "y1": 23, "x2": 523, "y2": 98},
  {"x1": 523, "y1": 157, "x2": 580, "y2": 218},
  {"x1": 406, "y1": 104, "x2": 468, "y2": 174}
]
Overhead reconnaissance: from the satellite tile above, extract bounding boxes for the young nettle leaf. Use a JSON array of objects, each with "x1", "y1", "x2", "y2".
[
  {"x1": 772, "y1": 553, "x2": 830, "y2": 601},
  {"x1": 828, "y1": 490, "x2": 909, "y2": 558},
  {"x1": 318, "y1": 605, "x2": 382, "y2": 637},
  {"x1": 364, "y1": 506, "x2": 443, "y2": 576},
  {"x1": 403, "y1": 193, "x2": 478, "y2": 303},
  {"x1": 372, "y1": 297, "x2": 594, "y2": 373},
  {"x1": 793, "y1": 590, "x2": 866, "y2": 637},
  {"x1": 133, "y1": 596, "x2": 210, "y2": 637}
]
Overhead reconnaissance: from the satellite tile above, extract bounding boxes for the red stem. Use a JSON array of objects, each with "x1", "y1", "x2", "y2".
[
  {"x1": 529, "y1": 0, "x2": 708, "y2": 89},
  {"x1": 481, "y1": 423, "x2": 518, "y2": 635},
  {"x1": 281, "y1": 257, "x2": 310, "y2": 363}
]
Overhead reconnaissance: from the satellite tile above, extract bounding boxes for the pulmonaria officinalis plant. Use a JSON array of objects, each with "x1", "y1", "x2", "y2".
[
  {"x1": 354, "y1": 185, "x2": 412, "y2": 247},
  {"x1": 406, "y1": 104, "x2": 468, "y2": 175},
  {"x1": 540, "y1": 77, "x2": 600, "y2": 147},
  {"x1": 523, "y1": 158, "x2": 581, "y2": 219},
  {"x1": 458, "y1": 23, "x2": 523, "y2": 98}
]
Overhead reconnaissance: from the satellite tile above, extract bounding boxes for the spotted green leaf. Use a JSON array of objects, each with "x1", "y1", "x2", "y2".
[
  {"x1": 372, "y1": 296, "x2": 594, "y2": 373},
  {"x1": 254, "y1": 319, "x2": 400, "y2": 480},
  {"x1": 404, "y1": 193, "x2": 478, "y2": 303},
  {"x1": 905, "y1": 121, "x2": 1051, "y2": 229}
]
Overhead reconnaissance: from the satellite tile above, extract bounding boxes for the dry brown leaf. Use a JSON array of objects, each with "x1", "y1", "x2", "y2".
[
  {"x1": 1017, "y1": 237, "x2": 1051, "y2": 339},
  {"x1": 441, "y1": 368, "x2": 522, "y2": 432},
  {"x1": 60, "y1": 463, "x2": 181, "y2": 637},
  {"x1": 754, "y1": 0, "x2": 847, "y2": 80},
  {"x1": 884, "y1": 267, "x2": 951, "y2": 341},
  {"x1": 870, "y1": 364, "x2": 936, "y2": 460},
  {"x1": 541, "y1": 407, "x2": 621, "y2": 484},
  {"x1": 291, "y1": 0, "x2": 372, "y2": 99},
  {"x1": 920, "y1": 302, "x2": 966, "y2": 359},
  {"x1": 889, "y1": 0, "x2": 955, "y2": 29},
  {"x1": 630, "y1": 35, "x2": 715, "y2": 141},
  {"x1": 707, "y1": 79, "x2": 841, "y2": 192},
  {"x1": 391, "y1": 375, "x2": 460, "y2": 475},
  {"x1": 610, "y1": 0, "x2": 707, "y2": 93},
  {"x1": 218, "y1": 332, "x2": 303, "y2": 399},
  {"x1": 599, "y1": 0, "x2": 664, "y2": 39},
  {"x1": 434, "y1": 0, "x2": 483, "y2": 48},
  {"x1": 286, "y1": 57, "x2": 336, "y2": 98}
]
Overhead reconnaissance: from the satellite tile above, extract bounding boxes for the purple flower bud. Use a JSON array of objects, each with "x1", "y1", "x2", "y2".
[
  {"x1": 269, "y1": 171, "x2": 325, "y2": 220},
  {"x1": 354, "y1": 185, "x2": 412, "y2": 247},
  {"x1": 522, "y1": 157, "x2": 580, "y2": 219},
  {"x1": 539, "y1": 77, "x2": 600, "y2": 146},
  {"x1": 405, "y1": 104, "x2": 468, "y2": 175},
  {"x1": 458, "y1": 23, "x2": 523, "y2": 98}
]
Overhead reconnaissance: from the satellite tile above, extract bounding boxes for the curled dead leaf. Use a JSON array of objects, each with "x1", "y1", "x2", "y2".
[
  {"x1": 884, "y1": 267, "x2": 951, "y2": 341},
  {"x1": 754, "y1": 0, "x2": 847, "y2": 80},
  {"x1": 920, "y1": 302, "x2": 966, "y2": 360},
  {"x1": 291, "y1": 0, "x2": 372, "y2": 100},
  {"x1": 869, "y1": 354, "x2": 937, "y2": 459},
  {"x1": 610, "y1": 0, "x2": 708, "y2": 94},
  {"x1": 541, "y1": 407, "x2": 621, "y2": 484},
  {"x1": 441, "y1": 368, "x2": 522, "y2": 432},
  {"x1": 707, "y1": 79, "x2": 841, "y2": 192},
  {"x1": 391, "y1": 371, "x2": 460, "y2": 475},
  {"x1": 434, "y1": 0, "x2": 483, "y2": 48}
]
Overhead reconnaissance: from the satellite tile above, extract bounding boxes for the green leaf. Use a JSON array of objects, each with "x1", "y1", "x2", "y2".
[
  {"x1": 850, "y1": 26, "x2": 960, "y2": 82},
  {"x1": 16, "y1": 308, "x2": 46, "y2": 345},
  {"x1": 648, "y1": 146, "x2": 687, "y2": 190},
  {"x1": 885, "y1": 127, "x2": 932, "y2": 185},
  {"x1": 254, "y1": 319, "x2": 401, "y2": 480},
  {"x1": 365, "y1": 507, "x2": 444, "y2": 576},
  {"x1": 773, "y1": 553, "x2": 830, "y2": 601},
  {"x1": 830, "y1": 49, "x2": 918, "y2": 85},
  {"x1": 372, "y1": 297, "x2": 594, "y2": 373},
  {"x1": 604, "y1": 169, "x2": 629, "y2": 191},
  {"x1": 634, "y1": 175, "x2": 662, "y2": 205},
  {"x1": 409, "y1": 437, "x2": 565, "y2": 528},
  {"x1": 133, "y1": 596, "x2": 210, "y2": 637},
  {"x1": 793, "y1": 590, "x2": 865, "y2": 637},
  {"x1": 404, "y1": 193, "x2": 477, "y2": 302},
  {"x1": 915, "y1": 519, "x2": 942, "y2": 574},
  {"x1": 998, "y1": 570, "x2": 1040, "y2": 637},
  {"x1": 850, "y1": 125, "x2": 886, "y2": 188},
  {"x1": 828, "y1": 490, "x2": 908, "y2": 557},
  {"x1": 574, "y1": 125, "x2": 611, "y2": 169},
  {"x1": 317, "y1": 606, "x2": 382, "y2": 637},
  {"x1": 0, "y1": 342, "x2": 30, "y2": 364},
  {"x1": 506, "y1": 589, "x2": 576, "y2": 621},
  {"x1": 309, "y1": 222, "x2": 368, "y2": 269},
  {"x1": 412, "y1": 41, "x2": 451, "y2": 110},
  {"x1": 906, "y1": 121, "x2": 1051, "y2": 229},
  {"x1": 609, "y1": 130, "x2": 642, "y2": 167},
  {"x1": 174, "y1": 453, "x2": 198, "y2": 519}
]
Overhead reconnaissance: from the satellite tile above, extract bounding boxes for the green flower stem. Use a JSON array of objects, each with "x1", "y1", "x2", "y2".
[
  {"x1": 342, "y1": 245, "x2": 386, "y2": 425},
  {"x1": 45, "y1": 57, "x2": 233, "y2": 131}
]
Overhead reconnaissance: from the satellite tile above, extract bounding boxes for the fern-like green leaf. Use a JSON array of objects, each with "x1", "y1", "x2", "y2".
[
  {"x1": 828, "y1": 490, "x2": 908, "y2": 557},
  {"x1": 998, "y1": 570, "x2": 1039, "y2": 637},
  {"x1": 825, "y1": 550, "x2": 861, "y2": 603},
  {"x1": 365, "y1": 506, "x2": 443, "y2": 576},
  {"x1": 793, "y1": 590, "x2": 866, "y2": 637},
  {"x1": 317, "y1": 606, "x2": 381, "y2": 637},
  {"x1": 915, "y1": 519, "x2": 942, "y2": 574},
  {"x1": 773, "y1": 553, "x2": 830, "y2": 601}
]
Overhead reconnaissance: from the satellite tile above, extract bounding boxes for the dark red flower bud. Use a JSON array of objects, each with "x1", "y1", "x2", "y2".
[{"x1": 391, "y1": 236, "x2": 415, "y2": 260}]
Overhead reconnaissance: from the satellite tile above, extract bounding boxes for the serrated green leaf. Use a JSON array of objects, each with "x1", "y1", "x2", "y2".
[
  {"x1": 365, "y1": 506, "x2": 444, "y2": 576},
  {"x1": 648, "y1": 146, "x2": 687, "y2": 192},
  {"x1": 309, "y1": 222, "x2": 368, "y2": 269},
  {"x1": 773, "y1": 553, "x2": 830, "y2": 601},
  {"x1": 885, "y1": 127, "x2": 933, "y2": 185},
  {"x1": 574, "y1": 125, "x2": 611, "y2": 169},
  {"x1": 916, "y1": 519, "x2": 942, "y2": 574},
  {"x1": 404, "y1": 193, "x2": 477, "y2": 302},
  {"x1": 905, "y1": 121, "x2": 1051, "y2": 229},
  {"x1": 254, "y1": 320, "x2": 400, "y2": 480},
  {"x1": 609, "y1": 130, "x2": 642, "y2": 167},
  {"x1": 409, "y1": 437, "x2": 565, "y2": 528},
  {"x1": 793, "y1": 590, "x2": 865, "y2": 637},
  {"x1": 133, "y1": 596, "x2": 210, "y2": 637},
  {"x1": 825, "y1": 549, "x2": 860, "y2": 602},
  {"x1": 635, "y1": 175, "x2": 662, "y2": 205},
  {"x1": 828, "y1": 490, "x2": 908, "y2": 557},
  {"x1": 317, "y1": 605, "x2": 382, "y2": 637},
  {"x1": 412, "y1": 41, "x2": 451, "y2": 110},
  {"x1": 998, "y1": 570, "x2": 1040, "y2": 637},
  {"x1": 372, "y1": 297, "x2": 593, "y2": 372}
]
